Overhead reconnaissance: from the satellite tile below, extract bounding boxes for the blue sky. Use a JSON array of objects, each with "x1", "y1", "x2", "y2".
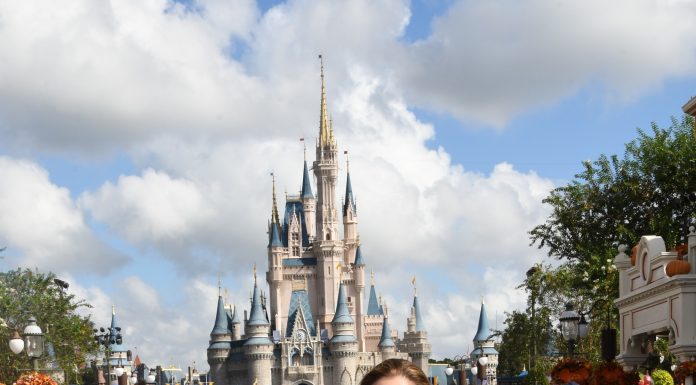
[{"x1": 1, "y1": 0, "x2": 695, "y2": 371}]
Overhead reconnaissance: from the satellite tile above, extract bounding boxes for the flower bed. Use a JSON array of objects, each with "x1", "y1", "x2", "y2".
[
  {"x1": 550, "y1": 358, "x2": 592, "y2": 385},
  {"x1": 588, "y1": 361, "x2": 639, "y2": 385},
  {"x1": 15, "y1": 372, "x2": 58, "y2": 385},
  {"x1": 674, "y1": 361, "x2": 696, "y2": 384}
]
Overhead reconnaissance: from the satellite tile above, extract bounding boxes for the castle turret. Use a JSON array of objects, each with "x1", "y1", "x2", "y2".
[
  {"x1": 330, "y1": 284, "x2": 358, "y2": 385},
  {"x1": 208, "y1": 291, "x2": 232, "y2": 384},
  {"x1": 352, "y1": 246, "x2": 366, "y2": 350},
  {"x1": 228, "y1": 304, "x2": 242, "y2": 341},
  {"x1": 397, "y1": 284, "x2": 431, "y2": 375},
  {"x1": 378, "y1": 315, "x2": 396, "y2": 361},
  {"x1": 267, "y1": 176, "x2": 285, "y2": 332},
  {"x1": 244, "y1": 276, "x2": 274, "y2": 385},
  {"x1": 106, "y1": 306, "x2": 130, "y2": 383},
  {"x1": 342, "y1": 158, "x2": 359, "y2": 262},
  {"x1": 301, "y1": 149, "x2": 316, "y2": 240},
  {"x1": 471, "y1": 298, "x2": 498, "y2": 385}
]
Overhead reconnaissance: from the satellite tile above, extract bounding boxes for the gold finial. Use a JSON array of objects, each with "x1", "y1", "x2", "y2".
[
  {"x1": 345, "y1": 150, "x2": 349, "y2": 173},
  {"x1": 412, "y1": 276, "x2": 417, "y2": 296},
  {"x1": 370, "y1": 270, "x2": 374, "y2": 286},
  {"x1": 112, "y1": 304, "x2": 116, "y2": 315},
  {"x1": 253, "y1": 263, "x2": 257, "y2": 284},
  {"x1": 481, "y1": 296, "x2": 485, "y2": 305},
  {"x1": 218, "y1": 276, "x2": 222, "y2": 297},
  {"x1": 318, "y1": 54, "x2": 332, "y2": 147},
  {"x1": 271, "y1": 172, "x2": 279, "y2": 223}
]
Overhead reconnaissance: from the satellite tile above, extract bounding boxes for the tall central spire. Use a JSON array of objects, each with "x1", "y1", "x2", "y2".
[
  {"x1": 319, "y1": 54, "x2": 333, "y2": 148},
  {"x1": 271, "y1": 173, "x2": 279, "y2": 224}
]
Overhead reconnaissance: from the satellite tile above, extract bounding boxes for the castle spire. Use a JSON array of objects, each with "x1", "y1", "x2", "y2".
[
  {"x1": 379, "y1": 314, "x2": 395, "y2": 348},
  {"x1": 412, "y1": 292, "x2": 425, "y2": 332},
  {"x1": 301, "y1": 157, "x2": 313, "y2": 199},
  {"x1": 332, "y1": 283, "x2": 353, "y2": 324},
  {"x1": 269, "y1": 175, "x2": 283, "y2": 247},
  {"x1": 343, "y1": 151, "x2": 356, "y2": 216},
  {"x1": 271, "y1": 173, "x2": 279, "y2": 224},
  {"x1": 474, "y1": 298, "x2": 492, "y2": 342},
  {"x1": 211, "y1": 291, "x2": 229, "y2": 335},
  {"x1": 318, "y1": 54, "x2": 333, "y2": 148},
  {"x1": 247, "y1": 277, "x2": 268, "y2": 326}
]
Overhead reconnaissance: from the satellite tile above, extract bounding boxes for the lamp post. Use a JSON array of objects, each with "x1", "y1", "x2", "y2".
[
  {"x1": 560, "y1": 300, "x2": 617, "y2": 361},
  {"x1": 94, "y1": 326, "x2": 123, "y2": 385},
  {"x1": 8, "y1": 316, "x2": 45, "y2": 371},
  {"x1": 560, "y1": 303, "x2": 582, "y2": 356}
]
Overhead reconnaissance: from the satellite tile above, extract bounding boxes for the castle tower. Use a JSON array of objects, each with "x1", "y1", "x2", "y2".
[
  {"x1": 301, "y1": 148, "x2": 316, "y2": 240},
  {"x1": 353, "y1": 246, "x2": 366, "y2": 350},
  {"x1": 398, "y1": 285, "x2": 431, "y2": 375},
  {"x1": 314, "y1": 55, "x2": 342, "y2": 328},
  {"x1": 228, "y1": 304, "x2": 242, "y2": 341},
  {"x1": 330, "y1": 284, "x2": 358, "y2": 385},
  {"x1": 471, "y1": 299, "x2": 498, "y2": 385},
  {"x1": 268, "y1": 176, "x2": 285, "y2": 331},
  {"x1": 378, "y1": 315, "x2": 396, "y2": 361},
  {"x1": 244, "y1": 276, "x2": 274, "y2": 385},
  {"x1": 208, "y1": 291, "x2": 232, "y2": 384},
  {"x1": 343, "y1": 157, "x2": 358, "y2": 263},
  {"x1": 363, "y1": 273, "x2": 385, "y2": 352},
  {"x1": 105, "y1": 306, "x2": 131, "y2": 383}
]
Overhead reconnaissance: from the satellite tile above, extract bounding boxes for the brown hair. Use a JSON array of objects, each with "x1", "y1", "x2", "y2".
[{"x1": 360, "y1": 359, "x2": 430, "y2": 385}]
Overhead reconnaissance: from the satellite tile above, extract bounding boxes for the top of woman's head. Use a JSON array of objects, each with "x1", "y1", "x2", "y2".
[{"x1": 359, "y1": 359, "x2": 430, "y2": 385}]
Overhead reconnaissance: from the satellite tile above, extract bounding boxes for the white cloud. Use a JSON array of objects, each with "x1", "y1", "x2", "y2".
[
  {"x1": 0, "y1": 157, "x2": 126, "y2": 274},
  {"x1": 401, "y1": 0, "x2": 696, "y2": 126}
]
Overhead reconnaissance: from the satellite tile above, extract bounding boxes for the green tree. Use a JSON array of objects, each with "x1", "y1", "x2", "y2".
[
  {"x1": 526, "y1": 115, "x2": 696, "y2": 362},
  {"x1": 530, "y1": 115, "x2": 696, "y2": 272},
  {"x1": 0, "y1": 268, "x2": 98, "y2": 383}
]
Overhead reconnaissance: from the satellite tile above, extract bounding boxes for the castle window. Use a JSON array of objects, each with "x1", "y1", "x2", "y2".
[
  {"x1": 292, "y1": 233, "x2": 299, "y2": 242},
  {"x1": 292, "y1": 246, "x2": 300, "y2": 257},
  {"x1": 347, "y1": 297, "x2": 351, "y2": 303}
]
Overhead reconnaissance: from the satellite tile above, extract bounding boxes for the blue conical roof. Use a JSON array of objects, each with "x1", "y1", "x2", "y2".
[
  {"x1": 302, "y1": 160, "x2": 313, "y2": 199},
  {"x1": 474, "y1": 300, "x2": 491, "y2": 341},
  {"x1": 109, "y1": 308, "x2": 127, "y2": 352},
  {"x1": 378, "y1": 317, "x2": 395, "y2": 348},
  {"x1": 367, "y1": 284, "x2": 382, "y2": 316},
  {"x1": 354, "y1": 246, "x2": 365, "y2": 265},
  {"x1": 230, "y1": 304, "x2": 241, "y2": 324},
  {"x1": 211, "y1": 295, "x2": 229, "y2": 335},
  {"x1": 413, "y1": 295, "x2": 426, "y2": 332},
  {"x1": 332, "y1": 284, "x2": 354, "y2": 324},
  {"x1": 343, "y1": 171, "x2": 356, "y2": 216},
  {"x1": 247, "y1": 281, "x2": 269, "y2": 326},
  {"x1": 269, "y1": 222, "x2": 283, "y2": 247}
]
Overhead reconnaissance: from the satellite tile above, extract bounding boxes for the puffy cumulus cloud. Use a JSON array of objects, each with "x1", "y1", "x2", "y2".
[
  {"x1": 66, "y1": 275, "x2": 220, "y2": 369},
  {"x1": 0, "y1": 0, "x2": 265, "y2": 151},
  {"x1": 401, "y1": 0, "x2": 696, "y2": 126},
  {"x1": 80, "y1": 169, "x2": 214, "y2": 245},
  {"x1": 2, "y1": 0, "x2": 694, "y2": 154},
  {"x1": 0, "y1": 156, "x2": 127, "y2": 274}
]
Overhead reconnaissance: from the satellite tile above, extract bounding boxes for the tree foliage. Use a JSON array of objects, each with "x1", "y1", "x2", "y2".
[
  {"x1": 497, "y1": 115, "x2": 696, "y2": 378},
  {"x1": 530, "y1": 115, "x2": 696, "y2": 264},
  {"x1": 0, "y1": 268, "x2": 98, "y2": 383}
]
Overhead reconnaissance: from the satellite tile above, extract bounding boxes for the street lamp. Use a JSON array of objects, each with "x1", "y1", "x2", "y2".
[
  {"x1": 8, "y1": 317, "x2": 45, "y2": 370},
  {"x1": 560, "y1": 303, "x2": 581, "y2": 356},
  {"x1": 560, "y1": 301, "x2": 617, "y2": 361},
  {"x1": 94, "y1": 325, "x2": 123, "y2": 385}
]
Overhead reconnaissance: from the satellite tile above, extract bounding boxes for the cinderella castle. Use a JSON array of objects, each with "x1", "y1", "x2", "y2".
[{"x1": 206, "y1": 58, "x2": 432, "y2": 385}]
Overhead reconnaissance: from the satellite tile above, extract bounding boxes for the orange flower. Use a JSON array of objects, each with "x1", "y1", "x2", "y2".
[{"x1": 15, "y1": 372, "x2": 57, "y2": 385}]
